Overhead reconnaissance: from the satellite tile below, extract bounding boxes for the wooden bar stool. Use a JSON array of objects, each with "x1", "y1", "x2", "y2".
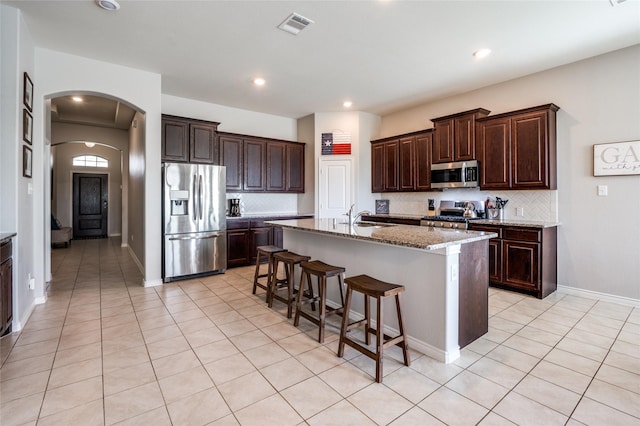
[
  {"x1": 338, "y1": 274, "x2": 410, "y2": 383},
  {"x1": 269, "y1": 251, "x2": 311, "y2": 318},
  {"x1": 294, "y1": 260, "x2": 345, "y2": 343},
  {"x1": 252, "y1": 245, "x2": 287, "y2": 302}
]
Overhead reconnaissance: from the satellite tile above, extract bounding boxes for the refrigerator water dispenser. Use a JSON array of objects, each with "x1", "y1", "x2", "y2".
[{"x1": 170, "y1": 190, "x2": 189, "y2": 215}]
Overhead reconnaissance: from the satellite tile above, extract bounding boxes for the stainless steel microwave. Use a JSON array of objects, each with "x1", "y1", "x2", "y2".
[{"x1": 431, "y1": 160, "x2": 479, "y2": 189}]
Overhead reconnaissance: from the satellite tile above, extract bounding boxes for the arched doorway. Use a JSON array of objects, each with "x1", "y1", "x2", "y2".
[{"x1": 45, "y1": 92, "x2": 143, "y2": 284}]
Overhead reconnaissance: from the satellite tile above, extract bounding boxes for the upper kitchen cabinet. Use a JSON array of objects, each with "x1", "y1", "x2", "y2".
[
  {"x1": 218, "y1": 132, "x2": 305, "y2": 193},
  {"x1": 219, "y1": 134, "x2": 243, "y2": 191},
  {"x1": 431, "y1": 108, "x2": 490, "y2": 164},
  {"x1": 161, "y1": 115, "x2": 219, "y2": 164},
  {"x1": 371, "y1": 129, "x2": 433, "y2": 192},
  {"x1": 243, "y1": 138, "x2": 266, "y2": 191},
  {"x1": 477, "y1": 104, "x2": 559, "y2": 190}
]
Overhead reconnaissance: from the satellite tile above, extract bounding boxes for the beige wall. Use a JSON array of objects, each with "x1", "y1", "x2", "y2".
[
  {"x1": 128, "y1": 111, "x2": 145, "y2": 268},
  {"x1": 378, "y1": 45, "x2": 640, "y2": 300}
]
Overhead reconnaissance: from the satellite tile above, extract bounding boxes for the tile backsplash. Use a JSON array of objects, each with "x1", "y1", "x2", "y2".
[
  {"x1": 226, "y1": 193, "x2": 300, "y2": 216},
  {"x1": 379, "y1": 189, "x2": 558, "y2": 222}
]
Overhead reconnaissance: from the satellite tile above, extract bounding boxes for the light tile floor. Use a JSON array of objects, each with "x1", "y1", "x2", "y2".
[{"x1": 1, "y1": 238, "x2": 639, "y2": 425}]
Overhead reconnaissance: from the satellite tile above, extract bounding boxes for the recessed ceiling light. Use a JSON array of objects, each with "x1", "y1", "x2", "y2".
[
  {"x1": 96, "y1": 0, "x2": 120, "y2": 11},
  {"x1": 473, "y1": 48, "x2": 492, "y2": 59},
  {"x1": 84, "y1": 142, "x2": 95, "y2": 148},
  {"x1": 72, "y1": 96, "x2": 83, "y2": 102},
  {"x1": 343, "y1": 101, "x2": 353, "y2": 108},
  {"x1": 253, "y1": 78, "x2": 266, "y2": 86}
]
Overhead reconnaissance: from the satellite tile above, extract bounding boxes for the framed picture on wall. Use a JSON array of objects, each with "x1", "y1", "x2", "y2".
[
  {"x1": 593, "y1": 140, "x2": 640, "y2": 176},
  {"x1": 23, "y1": 109, "x2": 33, "y2": 144},
  {"x1": 23, "y1": 72, "x2": 33, "y2": 112},
  {"x1": 23, "y1": 145, "x2": 32, "y2": 178}
]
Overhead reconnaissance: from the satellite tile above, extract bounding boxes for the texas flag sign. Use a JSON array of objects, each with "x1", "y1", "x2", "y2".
[{"x1": 321, "y1": 132, "x2": 351, "y2": 155}]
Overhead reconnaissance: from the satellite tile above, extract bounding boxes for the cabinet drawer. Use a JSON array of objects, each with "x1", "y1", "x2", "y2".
[
  {"x1": 503, "y1": 227, "x2": 540, "y2": 242},
  {"x1": 469, "y1": 224, "x2": 502, "y2": 238},
  {"x1": 227, "y1": 219, "x2": 249, "y2": 230}
]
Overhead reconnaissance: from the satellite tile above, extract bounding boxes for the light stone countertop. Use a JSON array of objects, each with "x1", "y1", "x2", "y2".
[
  {"x1": 363, "y1": 213, "x2": 560, "y2": 228},
  {"x1": 267, "y1": 218, "x2": 497, "y2": 251},
  {"x1": 470, "y1": 218, "x2": 561, "y2": 228},
  {"x1": 0, "y1": 233, "x2": 16, "y2": 244}
]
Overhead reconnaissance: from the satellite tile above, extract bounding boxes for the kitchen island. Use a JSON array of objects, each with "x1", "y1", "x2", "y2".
[{"x1": 267, "y1": 218, "x2": 497, "y2": 363}]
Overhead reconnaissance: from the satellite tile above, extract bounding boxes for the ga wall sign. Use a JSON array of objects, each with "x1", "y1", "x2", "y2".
[{"x1": 593, "y1": 140, "x2": 640, "y2": 176}]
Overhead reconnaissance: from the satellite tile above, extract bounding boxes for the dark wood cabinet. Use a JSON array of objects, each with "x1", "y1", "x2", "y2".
[
  {"x1": 371, "y1": 130, "x2": 433, "y2": 192},
  {"x1": 360, "y1": 215, "x2": 421, "y2": 226},
  {"x1": 398, "y1": 137, "x2": 415, "y2": 191},
  {"x1": 161, "y1": 115, "x2": 219, "y2": 164},
  {"x1": 226, "y1": 216, "x2": 309, "y2": 268},
  {"x1": 219, "y1": 135, "x2": 243, "y2": 191},
  {"x1": 414, "y1": 132, "x2": 432, "y2": 191},
  {"x1": 244, "y1": 139, "x2": 266, "y2": 192},
  {"x1": 1, "y1": 240, "x2": 13, "y2": 336},
  {"x1": 266, "y1": 142, "x2": 286, "y2": 192},
  {"x1": 219, "y1": 132, "x2": 305, "y2": 193},
  {"x1": 285, "y1": 143, "x2": 305, "y2": 192},
  {"x1": 431, "y1": 108, "x2": 490, "y2": 164},
  {"x1": 477, "y1": 104, "x2": 558, "y2": 190},
  {"x1": 477, "y1": 116, "x2": 511, "y2": 189},
  {"x1": 249, "y1": 221, "x2": 272, "y2": 263},
  {"x1": 371, "y1": 143, "x2": 385, "y2": 192},
  {"x1": 468, "y1": 223, "x2": 556, "y2": 299}
]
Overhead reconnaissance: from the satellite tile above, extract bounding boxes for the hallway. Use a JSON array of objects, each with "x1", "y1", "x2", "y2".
[{"x1": 0, "y1": 238, "x2": 638, "y2": 425}]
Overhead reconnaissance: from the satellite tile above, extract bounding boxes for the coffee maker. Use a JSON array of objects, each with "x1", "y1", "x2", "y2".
[{"x1": 228, "y1": 199, "x2": 241, "y2": 217}]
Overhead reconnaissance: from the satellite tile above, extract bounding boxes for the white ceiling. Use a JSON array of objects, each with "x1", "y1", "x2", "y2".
[{"x1": 8, "y1": 0, "x2": 640, "y2": 120}]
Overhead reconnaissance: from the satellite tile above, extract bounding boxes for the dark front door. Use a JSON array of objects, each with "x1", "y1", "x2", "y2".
[{"x1": 73, "y1": 173, "x2": 108, "y2": 239}]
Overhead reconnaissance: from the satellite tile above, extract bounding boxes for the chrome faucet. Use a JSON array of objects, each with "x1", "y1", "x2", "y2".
[
  {"x1": 344, "y1": 204, "x2": 356, "y2": 226},
  {"x1": 352, "y1": 210, "x2": 371, "y2": 225},
  {"x1": 344, "y1": 204, "x2": 371, "y2": 226}
]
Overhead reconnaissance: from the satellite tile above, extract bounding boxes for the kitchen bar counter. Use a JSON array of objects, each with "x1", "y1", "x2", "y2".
[
  {"x1": 267, "y1": 218, "x2": 496, "y2": 251},
  {"x1": 268, "y1": 218, "x2": 495, "y2": 363}
]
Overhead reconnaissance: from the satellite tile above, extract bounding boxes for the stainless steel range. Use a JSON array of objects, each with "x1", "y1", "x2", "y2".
[{"x1": 420, "y1": 200, "x2": 484, "y2": 230}]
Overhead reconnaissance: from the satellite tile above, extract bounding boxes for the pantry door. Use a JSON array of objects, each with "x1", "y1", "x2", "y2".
[{"x1": 318, "y1": 158, "x2": 352, "y2": 219}]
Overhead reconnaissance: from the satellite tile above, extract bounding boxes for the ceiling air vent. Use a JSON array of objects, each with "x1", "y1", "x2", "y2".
[{"x1": 278, "y1": 12, "x2": 314, "y2": 35}]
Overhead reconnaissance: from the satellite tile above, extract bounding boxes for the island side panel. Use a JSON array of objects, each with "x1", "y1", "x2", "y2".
[
  {"x1": 283, "y1": 228, "x2": 461, "y2": 363},
  {"x1": 458, "y1": 239, "x2": 489, "y2": 348}
]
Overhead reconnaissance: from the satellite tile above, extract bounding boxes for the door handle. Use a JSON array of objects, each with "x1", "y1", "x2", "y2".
[{"x1": 103, "y1": 200, "x2": 108, "y2": 209}]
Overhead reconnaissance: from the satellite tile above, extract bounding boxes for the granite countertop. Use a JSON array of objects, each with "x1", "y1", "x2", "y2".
[
  {"x1": 267, "y1": 218, "x2": 497, "y2": 251},
  {"x1": 471, "y1": 218, "x2": 561, "y2": 228},
  {"x1": 361, "y1": 213, "x2": 425, "y2": 221},
  {"x1": 0, "y1": 233, "x2": 17, "y2": 244},
  {"x1": 227, "y1": 213, "x2": 313, "y2": 220},
  {"x1": 364, "y1": 213, "x2": 560, "y2": 229}
]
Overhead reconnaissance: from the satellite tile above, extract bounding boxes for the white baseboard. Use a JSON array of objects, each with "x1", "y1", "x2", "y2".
[
  {"x1": 127, "y1": 245, "x2": 144, "y2": 275},
  {"x1": 557, "y1": 285, "x2": 640, "y2": 307},
  {"x1": 143, "y1": 278, "x2": 163, "y2": 288},
  {"x1": 13, "y1": 299, "x2": 36, "y2": 333}
]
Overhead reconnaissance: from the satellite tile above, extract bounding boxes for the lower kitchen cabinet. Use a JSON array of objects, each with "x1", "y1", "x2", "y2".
[
  {"x1": 226, "y1": 220, "x2": 251, "y2": 267},
  {"x1": 226, "y1": 216, "x2": 309, "y2": 268},
  {"x1": 1, "y1": 239, "x2": 13, "y2": 336},
  {"x1": 468, "y1": 223, "x2": 557, "y2": 299}
]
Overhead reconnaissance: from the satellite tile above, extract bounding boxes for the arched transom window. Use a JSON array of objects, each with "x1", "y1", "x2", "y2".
[{"x1": 72, "y1": 155, "x2": 109, "y2": 168}]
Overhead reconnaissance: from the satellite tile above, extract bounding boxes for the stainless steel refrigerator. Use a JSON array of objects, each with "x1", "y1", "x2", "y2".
[{"x1": 162, "y1": 162, "x2": 226, "y2": 282}]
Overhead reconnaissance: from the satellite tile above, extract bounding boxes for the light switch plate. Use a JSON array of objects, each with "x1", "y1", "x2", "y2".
[{"x1": 597, "y1": 185, "x2": 608, "y2": 196}]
